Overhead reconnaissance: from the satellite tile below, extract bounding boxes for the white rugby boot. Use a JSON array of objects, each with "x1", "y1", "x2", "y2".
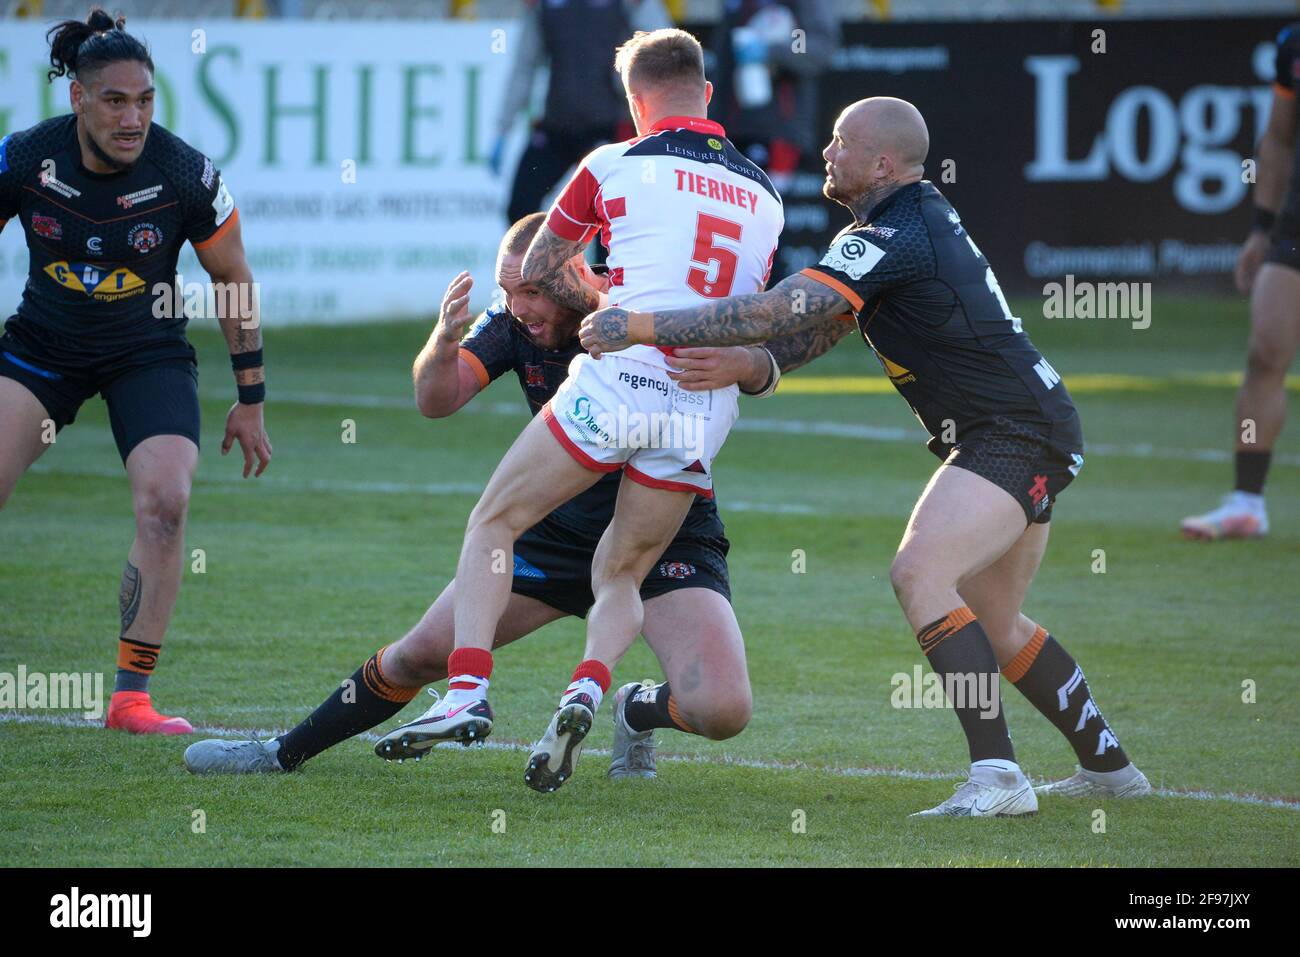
[
  {"x1": 374, "y1": 689, "x2": 493, "y2": 761},
  {"x1": 910, "y1": 762, "x2": 1038, "y2": 818},
  {"x1": 524, "y1": 691, "x2": 596, "y2": 793},
  {"x1": 1181, "y1": 491, "x2": 1268, "y2": 541}
]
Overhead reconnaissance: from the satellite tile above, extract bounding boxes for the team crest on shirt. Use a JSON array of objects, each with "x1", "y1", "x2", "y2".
[
  {"x1": 819, "y1": 233, "x2": 885, "y2": 280},
  {"x1": 525, "y1": 364, "x2": 546, "y2": 388},
  {"x1": 127, "y1": 222, "x2": 163, "y2": 253},
  {"x1": 659, "y1": 561, "x2": 696, "y2": 580},
  {"x1": 31, "y1": 214, "x2": 62, "y2": 240}
]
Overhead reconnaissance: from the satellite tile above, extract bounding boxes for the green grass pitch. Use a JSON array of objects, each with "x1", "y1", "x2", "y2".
[{"x1": 1, "y1": 295, "x2": 1297, "y2": 867}]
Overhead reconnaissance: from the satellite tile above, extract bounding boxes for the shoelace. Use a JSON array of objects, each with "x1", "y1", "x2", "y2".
[{"x1": 626, "y1": 736, "x2": 656, "y2": 769}]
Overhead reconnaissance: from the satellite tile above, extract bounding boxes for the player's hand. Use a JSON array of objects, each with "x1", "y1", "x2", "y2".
[
  {"x1": 437, "y1": 271, "x2": 476, "y2": 345},
  {"x1": 1235, "y1": 232, "x2": 1269, "y2": 294},
  {"x1": 668, "y1": 346, "x2": 765, "y2": 392},
  {"x1": 222, "y1": 401, "x2": 272, "y2": 478},
  {"x1": 579, "y1": 307, "x2": 634, "y2": 359}
]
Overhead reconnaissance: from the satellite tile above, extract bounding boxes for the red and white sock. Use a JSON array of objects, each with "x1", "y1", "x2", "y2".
[
  {"x1": 560, "y1": 659, "x2": 611, "y2": 711},
  {"x1": 444, "y1": 647, "x2": 493, "y2": 707}
]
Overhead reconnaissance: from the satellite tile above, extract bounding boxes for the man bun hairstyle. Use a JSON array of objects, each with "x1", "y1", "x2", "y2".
[
  {"x1": 614, "y1": 28, "x2": 705, "y2": 93},
  {"x1": 47, "y1": 7, "x2": 153, "y2": 84}
]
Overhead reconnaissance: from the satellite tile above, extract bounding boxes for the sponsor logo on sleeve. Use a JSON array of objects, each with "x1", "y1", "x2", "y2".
[
  {"x1": 201, "y1": 156, "x2": 216, "y2": 190},
  {"x1": 211, "y1": 177, "x2": 234, "y2": 226},
  {"x1": 819, "y1": 233, "x2": 886, "y2": 280}
]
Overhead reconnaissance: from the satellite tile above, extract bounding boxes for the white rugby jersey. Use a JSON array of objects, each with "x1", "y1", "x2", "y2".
[{"x1": 545, "y1": 115, "x2": 784, "y2": 371}]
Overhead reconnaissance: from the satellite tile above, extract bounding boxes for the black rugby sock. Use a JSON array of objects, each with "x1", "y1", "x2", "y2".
[
  {"x1": 916, "y1": 608, "x2": 1016, "y2": 764},
  {"x1": 622, "y1": 681, "x2": 696, "y2": 734},
  {"x1": 276, "y1": 646, "x2": 420, "y2": 771},
  {"x1": 1234, "y1": 451, "x2": 1271, "y2": 495},
  {"x1": 1004, "y1": 628, "x2": 1130, "y2": 772}
]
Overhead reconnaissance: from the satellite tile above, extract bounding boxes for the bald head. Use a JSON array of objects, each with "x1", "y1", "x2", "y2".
[
  {"x1": 843, "y1": 97, "x2": 929, "y2": 169},
  {"x1": 822, "y1": 97, "x2": 929, "y2": 214}
]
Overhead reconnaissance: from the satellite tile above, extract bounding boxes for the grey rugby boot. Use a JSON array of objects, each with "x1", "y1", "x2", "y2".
[
  {"x1": 184, "y1": 736, "x2": 285, "y2": 774},
  {"x1": 608, "y1": 682, "x2": 657, "y2": 780},
  {"x1": 1035, "y1": 764, "x2": 1152, "y2": 799}
]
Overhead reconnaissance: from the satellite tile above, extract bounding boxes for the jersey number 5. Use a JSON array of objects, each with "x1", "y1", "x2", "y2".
[{"x1": 686, "y1": 212, "x2": 742, "y2": 298}]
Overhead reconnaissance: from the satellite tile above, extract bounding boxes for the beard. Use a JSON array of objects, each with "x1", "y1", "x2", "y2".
[{"x1": 86, "y1": 128, "x2": 140, "y2": 173}]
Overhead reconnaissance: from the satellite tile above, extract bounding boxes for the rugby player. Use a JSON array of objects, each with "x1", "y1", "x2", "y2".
[
  {"x1": 581, "y1": 97, "x2": 1151, "y2": 816},
  {"x1": 183, "y1": 213, "x2": 816, "y2": 777},
  {"x1": 0, "y1": 11, "x2": 270, "y2": 735},
  {"x1": 1181, "y1": 22, "x2": 1300, "y2": 541},
  {"x1": 420, "y1": 29, "x2": 784, "y2": 794}
]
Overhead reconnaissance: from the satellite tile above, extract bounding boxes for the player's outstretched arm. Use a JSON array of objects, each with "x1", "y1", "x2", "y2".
[
  {"x1": 195, "y1": 215, "x2": 272, "y2": 478},
  {"x1": 763, "y1": 313, "x2": 857, "y2": 375},
  {"x1": 413, "y1": 271, "x2": 484, "y2": 418},
  {"x1": 520, "y1": 225, "x2": 602, "y2": 317},
  {"x1": 579, "y1": 273, "x2": 850, "y2": 357}
]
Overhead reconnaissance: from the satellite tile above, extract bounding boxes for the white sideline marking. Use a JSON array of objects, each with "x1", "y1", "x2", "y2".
[
  {"x1": 197, "y1": 388, "x2": 1300, "y2": 468},
  {"x1": 3, "y1": 710, "x2": 1295, "y2": 811}
]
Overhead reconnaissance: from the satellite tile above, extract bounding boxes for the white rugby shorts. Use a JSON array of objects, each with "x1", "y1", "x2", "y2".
[{"x1": 541, "y1": 352, "x2": 738, "y2": 497}]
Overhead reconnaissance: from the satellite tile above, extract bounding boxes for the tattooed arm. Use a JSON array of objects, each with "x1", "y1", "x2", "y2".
[
  {"x1": 763, "y1": 313, "x2": 856, "y2": 374},
  {"x1": 579, "y1": 272, "x2": 851, "y2": 357},
  {"x1": 520, "y1": 225, "x2": 602, "y2": 316}
]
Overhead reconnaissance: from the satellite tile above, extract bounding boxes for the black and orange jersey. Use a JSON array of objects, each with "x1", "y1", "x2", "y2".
[
  {"x1": 1273, "y1": 22, "x2": 1300, "y2": 237},
  {"x1": 460, "y1": 304, "x2": 726, "y2": 541},
  {"x1": 0, "y1": 115, "x2": 236, "y2": 365},
  {"x1": 800, "y1": 180, "x2": 1082, "y2": 452}
]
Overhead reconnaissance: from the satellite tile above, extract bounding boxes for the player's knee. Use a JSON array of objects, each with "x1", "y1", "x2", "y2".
[
  {"x1": 134, "y1": 482, "x2": 190, "y2": 541},
  {"x1": 466, "y1": 495, "x2": 529, "y2": 540},
  {"x1": 1245, "y1": 339, "x2": 1288, "y2": 381},
  {"x1": 686, "y1": 688, "x2": 751, "y2": 741},
  {"x1": 889, "y1": 550, "x2": 929, "y2": 603}
]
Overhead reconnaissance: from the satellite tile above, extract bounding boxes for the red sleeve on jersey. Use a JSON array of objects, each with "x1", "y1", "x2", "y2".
[{"x1": 546, "y1": 164, "x2": 601, "y2": 243}]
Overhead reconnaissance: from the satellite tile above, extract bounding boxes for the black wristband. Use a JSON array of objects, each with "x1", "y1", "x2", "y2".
[
  {"x1": 231, "y1": 348, "x2": 264, "y2": 371},
  {"x1": 1252, "y1": 206, "x2": 1277, "y2": 234},
  {"x1": 237, "y1": 382, "x2": 265, "y2": 405}
]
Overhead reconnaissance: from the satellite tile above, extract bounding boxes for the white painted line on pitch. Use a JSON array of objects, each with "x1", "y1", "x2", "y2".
[
  {"x1": 196, "y1": 388, "x2": 1300, "y2": 468},
  {"x1": 26, "y1": 461, "x2": 819, "y2": 514},
  {"x1": 4, "y1": 710, "x2": 1295, "y2": 811}
]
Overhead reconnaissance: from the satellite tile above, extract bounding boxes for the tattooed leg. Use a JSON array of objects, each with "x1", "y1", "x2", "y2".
[
  {"x1": 115, "y1": 560, "x2": 154, "y2": 692},
  {"x1": 115, "y1": 435, "x2": 198, "y2": 692}
]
